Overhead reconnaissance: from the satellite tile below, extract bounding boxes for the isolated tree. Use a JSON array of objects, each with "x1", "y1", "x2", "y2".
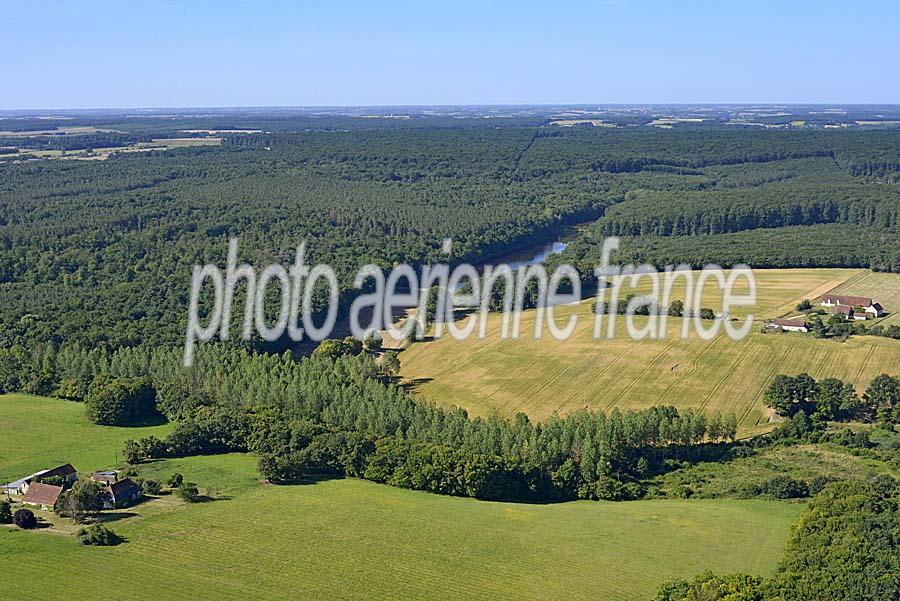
[
  {"x1": 796, "y1": 299, "x2": 812, "y2": 312},
  {"x1": 765, "y1": 373, "x2": 819, "y2": 417},
  {"x1": 122, "y1": 439, "x2": 142, "y2": 464},
  {"x1": 0, "y1": 499, "x2": 11, "y2": 524},
  {"x1": 668, "y1": 299, "x2": 684, "y2": 317},
  {"x1": 77, "y1": 524, "x2": 121, "y2": 546},
  {"x1": 59, "y1": 479, "x2": 105, "y2": 523},
  {"x1": 177, "y1": 482, "x2": 200, "y2": 503},
  {"x1": 380, "y1": 351, "x2": 401, "y2": 379},
  {"x1": 13, "y1": 508, "x2": 37, "y2": 529},
  {"x1": 362, "y1": 332, "x2": 382, "y2": 352}
]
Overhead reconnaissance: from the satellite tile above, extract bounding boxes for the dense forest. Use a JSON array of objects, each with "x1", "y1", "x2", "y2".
[{"x1": 2, "y1": 123, "x2": 899, "y2": 351}]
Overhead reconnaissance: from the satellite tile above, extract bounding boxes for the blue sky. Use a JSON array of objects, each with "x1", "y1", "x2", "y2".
[{"x1": 5, "y1": 0, "x2": 900, "y2": 109}]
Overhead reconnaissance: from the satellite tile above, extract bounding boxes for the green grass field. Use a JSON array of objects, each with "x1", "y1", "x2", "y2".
[
  {"x1": 0, "y1": 394, "x2": 172, "y2": 483},
  {"x1": 2, "y1": 395, "x2": 802, "y2": 600},
  {"x1": 399, "y1": 269, "x2": 900, "y2": 436}
]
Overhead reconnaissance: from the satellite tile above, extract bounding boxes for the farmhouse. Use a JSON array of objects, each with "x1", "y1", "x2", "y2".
[
  {"x1": 103, "y1": 478, "x2": 142, "y2": 509},
  {"x1": 820, "y1": 294, "x2": 884, "y2": 319},
  {"x1": 21, "y1": 482, "x2": 63, "y2": 510},
  {"x1": 2, "y1": 463, "x2": 77, "y2": 496},
  {"x1": 772, "y1": 318, "x2": 809, "y2": 333},
  {"x1": 2, "y1": 470, "x2": 48, "y2": 496}
]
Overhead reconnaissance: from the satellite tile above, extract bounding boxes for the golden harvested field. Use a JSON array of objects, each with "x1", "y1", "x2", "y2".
[
  {"x1": 829, "y1": 270, "x2": 900, "y2": 327},
  {"x1": 399, "y1": 269, "x2": 900, "y2": 436}
]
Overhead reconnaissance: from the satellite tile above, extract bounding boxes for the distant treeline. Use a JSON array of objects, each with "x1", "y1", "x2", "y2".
[
  {"x1": 0, "y1": 133, "x2": 154, "y2": 151},
  {"x1": 559, "y1": 224, "x2": 900, "y2": 273}
]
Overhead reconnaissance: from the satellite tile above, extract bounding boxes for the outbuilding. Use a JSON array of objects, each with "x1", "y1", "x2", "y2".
[
  {"x1": 773, "y1": 318, "x2": 809, "y2": 333},
  {"x1": 22, "y1": 482, "x2": 63, "y2": 511},
  {"x1": 104, "y1": 478, "x2": 142, "y2": 509}
]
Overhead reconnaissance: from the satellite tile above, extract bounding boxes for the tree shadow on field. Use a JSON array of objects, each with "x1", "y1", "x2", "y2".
[
  {"x1": 96, "y1": 511, "x2": 138, "y2": 524},
  {"x1": 400, "y1": 377, "x2": 433, "y2": 393},
  {"x1": 265, "y1": 473, "x2": 342, "y2": 487},
  {"x1": 190, "y1": 493, "x2": 232, "y2": 503}
]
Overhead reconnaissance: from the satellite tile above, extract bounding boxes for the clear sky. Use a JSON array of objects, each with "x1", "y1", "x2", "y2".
[{"x1": 6, "y1": 0, "x2": 900, "y2": 109}]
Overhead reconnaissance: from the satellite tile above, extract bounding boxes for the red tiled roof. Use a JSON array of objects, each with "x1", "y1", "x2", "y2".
[
  {"x1": 22, "y1": 482, "x2": 63, "y2": 507},
  {"x1": 822, "y1": 295, "x2": 873, "y2": 307},
  {"x1": 833, "y1": 304, "x2": 853, "y2": 317}
]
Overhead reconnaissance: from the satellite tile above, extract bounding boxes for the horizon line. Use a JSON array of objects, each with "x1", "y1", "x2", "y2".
[{"x1": 4, "y1": 102, "x2": 900, "y2": 114}]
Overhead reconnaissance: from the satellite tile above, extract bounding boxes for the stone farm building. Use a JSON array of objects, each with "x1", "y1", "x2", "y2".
[
  {"x1": 21, "y1": 482, "x2": 63, "y2": 511},
  {"x1": 1, "y1": 463, "x2": 77, "y2": 496},
  {"x1": 820, "y1": 295, "x2": 884, "y2": 320},
  {"x1": 103, "y1": 478, "x2": 142, "y2": 509},
  {"x1": 773, "y1": 318, "x2": 809, "y2": 333}
]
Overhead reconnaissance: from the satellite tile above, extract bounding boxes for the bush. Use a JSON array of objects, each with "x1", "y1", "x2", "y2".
[
  {"x1": 140, "y1": 479, "x2": 161, "y2": 495},
  {"x1": 77, "y1": 524, "x2": 121, "y2": 546},
  {"x1": 807, "y1": 475, "x2": 834, "y2": 496},
  {"x1": 177, "y1": 482, "x2": 200, "y2": 502},
  {"x1": 13, "y1": 508, "x2": 37, "y2": 529},
  {"x1": 0, "y1": 500, "x2": 11, "y2": 524},
  {"x1": 166, "y1": 473, "x2": 184, "y2": 488},
  {"x1": 655, "y1": 570, "x2": 765, "y2": 600},
  {"x1": 748, "y1": 475, "x2": 809, "y2": 499}
]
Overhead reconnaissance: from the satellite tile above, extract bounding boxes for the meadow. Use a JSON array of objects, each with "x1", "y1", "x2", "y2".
[
  {"x1": 1, "y1": 394, "x2": 802, "y2": 600},
  {"x1": 399, "y1": 269, "x2": 900, "y2": 436},
  {"x1": 0, "y1": 394, "x2": 171, "y2": 484}
]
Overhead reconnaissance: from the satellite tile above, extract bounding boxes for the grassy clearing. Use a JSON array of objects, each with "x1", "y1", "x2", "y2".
[
  {"x1": 1, "y1": 395, "x2": 802, "y2": 600},
  {"x1": 653, "y1": 440, "x2": 899, "y2": 498},
  {"x1": 399, "y1": 269, "x2": 900, "y2": 436},
  {"x1": 0, "y1": 394, "x2": 172, "y2": 483}
]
